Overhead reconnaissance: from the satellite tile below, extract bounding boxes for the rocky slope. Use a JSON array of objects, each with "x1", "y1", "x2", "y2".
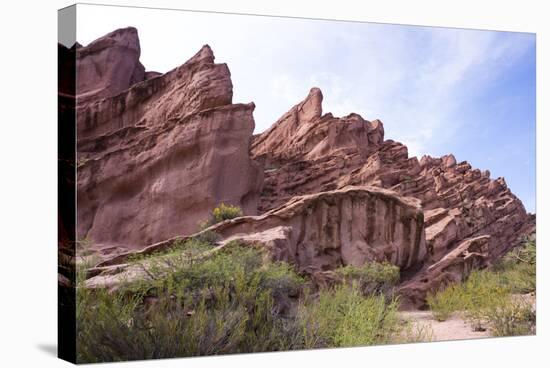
[{"x1": 70, "y1": 27, "x2": 535, "y2": 308}]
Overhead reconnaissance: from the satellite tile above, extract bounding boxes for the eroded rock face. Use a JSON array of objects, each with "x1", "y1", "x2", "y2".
[
  {"x1": 85, "y1": 186, "x2": 426, "y2": 289},
  {"x1": 253, "y1": 88, "x2": 384, "y2": 167},
  {"x1": 208, "y1": 186, "x2": 426, "y2": 272},
  {"x1": 399, "y1": 235, "x2": 491, "y2": 309},
  {"x1": 76, "y1": 29, "x2": 263, "y2": 250}
]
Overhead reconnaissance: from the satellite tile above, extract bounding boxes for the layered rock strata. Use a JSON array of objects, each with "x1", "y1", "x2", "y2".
[
  {"x1": 76, "y1": 29, "x2": 262, "y2": 250},
  {"x1": 85, "y1": 186, "x2": 426, "y2": 289}
]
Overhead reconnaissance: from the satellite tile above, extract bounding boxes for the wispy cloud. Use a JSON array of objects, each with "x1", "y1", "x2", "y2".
[{"x1": 77, "y1": 5, "x2": 535, "y2": 211}]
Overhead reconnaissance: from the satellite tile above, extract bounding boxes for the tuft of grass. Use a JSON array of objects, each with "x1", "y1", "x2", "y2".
[{"x1": 397, "y1": 320, "x2": 434, "y2": 343}]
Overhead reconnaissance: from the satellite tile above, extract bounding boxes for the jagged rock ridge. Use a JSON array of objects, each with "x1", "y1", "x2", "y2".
[
  {"x1": 251, "y1": 88, "x2": 535, "y2": 306},
  {"x1": 72, "y1": 28, "x2": 535, "y2": 308}
]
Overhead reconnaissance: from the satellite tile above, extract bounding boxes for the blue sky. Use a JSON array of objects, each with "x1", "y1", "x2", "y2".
[{"x1": 76, "y1": 5, "x2": 536, "y2": 213}]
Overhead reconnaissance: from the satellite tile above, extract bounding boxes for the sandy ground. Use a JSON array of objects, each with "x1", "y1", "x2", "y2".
[
  {"x1": 399, "y1": 311, "x2": 490, "y2": 342},
  {"x1": 399, "y1": 293, "x2": 536, "y2": 342}
]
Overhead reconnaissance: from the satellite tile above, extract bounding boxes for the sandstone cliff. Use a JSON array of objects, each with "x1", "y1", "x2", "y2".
[{"x1": 75, "y1": 29, "x2": 262, "y2": 250}]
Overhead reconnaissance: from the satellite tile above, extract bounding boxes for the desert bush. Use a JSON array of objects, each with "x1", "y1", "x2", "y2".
[
  {"x1": 426, "y1": 283, "x2": 466, "y2": 322},
  {"x1": 486, "y1": 299, "x2": 535, "y2": 337},
  {"x1": 197, "y1": 203, "x2": 244, "y2": 231},
  {"x1": 76, "y1": 241, "x2": 305, "y2": 362},
  {"x1": 192, "y1": 228, "x2": 221, "y2": 245},
  {"x1": 494, "y1": 240, "x2": 536, "y2": 294},
  {"x1": 427, "y1": 270, "x2": 509, "y2": 323},
  {"x1": 335, "y1": 261, "x2": 400, "y2": 296},
  {"x1": 461, "y1": 271, "x2": 510, "y2": 330},
  {"x1": 211, "y1": 203, "x2": 243, "y2": 223},
  {"x1": 297, "y1": 283, "x2": 401, "y2": 349}
]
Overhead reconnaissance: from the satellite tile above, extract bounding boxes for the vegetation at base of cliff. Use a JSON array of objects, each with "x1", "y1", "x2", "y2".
[
  {"x1": 427, "y1": 238, "x2": 536, "y2": 336},
  {"x1": 76, "y1": 238, "x2": 422, "y2": 363},
  {"x1": 298, "y1": 284, "x2": 401, "y2": 348}
]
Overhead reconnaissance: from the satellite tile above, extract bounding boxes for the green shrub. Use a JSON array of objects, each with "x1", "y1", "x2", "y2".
[
  {"x1": 335, "y1": 261, "x2": 400, "y2": 296},
  {"x1": 427, "y1": 238, "x2": 536, "y2": 335},
  {"x1": 427, "y1": 270, "x2": 509, "y2": 323},
  {"x1": 76, "y1": 242, "x2": 305, "y2": 362},
  {"x1": 494, "y1": 240, "x2": 536, "y2": 294},
  {"x1": 199, "y1": 203, "x2": 243, "y2": 229},
  {"x1": 297, "y1": 283, "x2": 401, "y2": 348},
  {"x1": 486, "y1": 299, "x2": 535, "y2": 337},
  {"x1": 461, "y1": 271, "x2": 510, "y2": 330},
  {"x1": 212, "y1": 203, "x2": 243, "y2": 223},
  {"x1": 197, "y1": 203, "x2": 244, "y2": 231},
  {"x1": 427, "y1": 283, "x2": 466, "y2": 322}
]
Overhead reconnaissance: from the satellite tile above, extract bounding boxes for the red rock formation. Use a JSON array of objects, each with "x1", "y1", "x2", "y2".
[
  {"x1": 76, "y1": 29, "x2": 263, "y2": 250},
  {"x1": 398, "y1": 235, "x2": 491, "y2": 309},
  {"x1": 251, "y1": 88, "x2": 535, "y2": 306},
  {"x1": 85, "y1": 186, "x2": 427, "y2": 289},
  {"x1": 75, "y1": 28, "x2": 535, "y2": 309},
  {"x1": 76, "y1": 27, "x2": 146, "y2": 104}
]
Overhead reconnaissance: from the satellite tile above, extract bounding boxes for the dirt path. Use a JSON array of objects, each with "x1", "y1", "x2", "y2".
[{"x1": 399, "y1": 311, "x2": 490, "y2": 342}]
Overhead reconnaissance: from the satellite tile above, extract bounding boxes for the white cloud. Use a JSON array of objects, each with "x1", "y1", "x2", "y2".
[{"x1": 77, "y1": 5, "x2": 533, "y2": 159}]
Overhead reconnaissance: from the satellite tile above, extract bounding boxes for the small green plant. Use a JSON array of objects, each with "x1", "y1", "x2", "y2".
[
  {"x1": 212, "y1": 203, "x2": 243, "y2": 223},
  {"x1": 198, "y1": 203, "x2": 244, "y2": 230}
]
